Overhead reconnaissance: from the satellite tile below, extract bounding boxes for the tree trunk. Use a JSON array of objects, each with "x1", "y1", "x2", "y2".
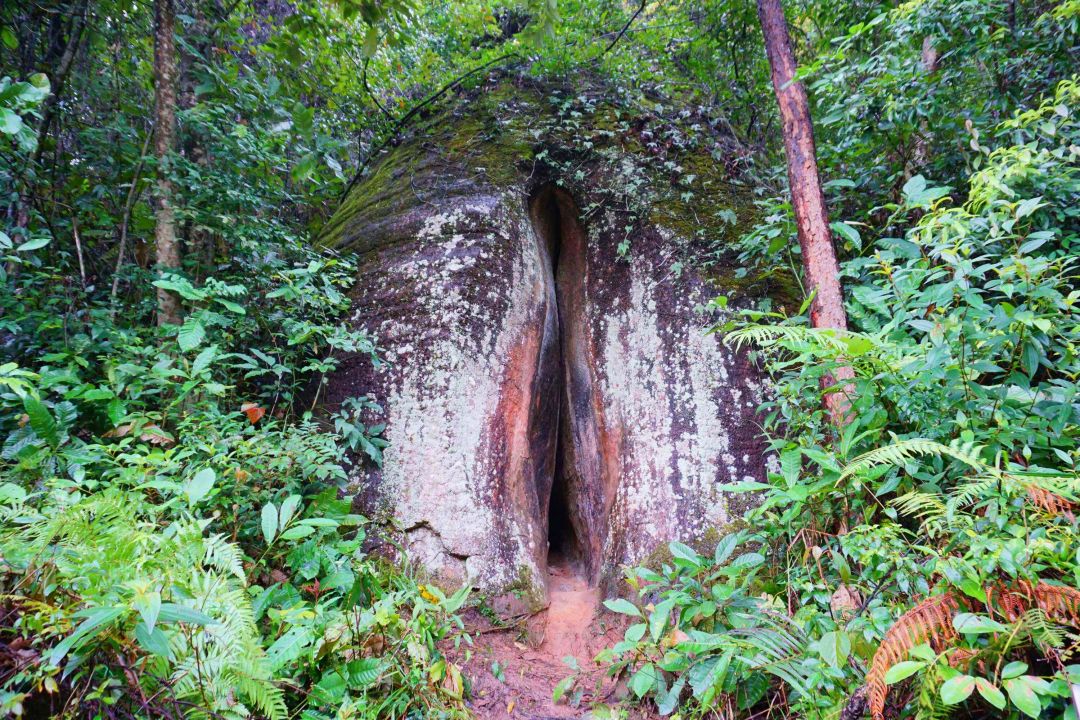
[
  {"x1": 31, "y1": 0, "x2": 90, "y2": 167},
  {"x1": 756, "y1": 0, "x2": 853, "y2": 425},
  {"x1": 153, "y1": 0, "x2": 182, "y2": 326},
  {"x1": 909, "y1": 36, "x2": 939, "y2": 175}
]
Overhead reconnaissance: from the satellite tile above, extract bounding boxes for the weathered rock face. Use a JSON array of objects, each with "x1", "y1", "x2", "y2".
[{"x1": 320, "y1": 77, "x2": 783, "y2": 605}]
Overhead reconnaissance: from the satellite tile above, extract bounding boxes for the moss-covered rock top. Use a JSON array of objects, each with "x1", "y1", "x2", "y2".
[{"x1": 319, "y1": 72, "x2": 794, "y2": 304}]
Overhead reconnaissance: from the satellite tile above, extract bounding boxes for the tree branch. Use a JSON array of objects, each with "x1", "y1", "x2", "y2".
[
  {"x1": 602, "y1": 0, "x2": 648, "y2": 55},
  {"x1": 341, "y1": 52, "x2": 519, "y2": 199}
]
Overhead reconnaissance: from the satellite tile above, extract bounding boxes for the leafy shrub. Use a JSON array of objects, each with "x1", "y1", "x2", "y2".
[{"x1": 602, "y1": 75, "x2": 1080, "y2": 720}]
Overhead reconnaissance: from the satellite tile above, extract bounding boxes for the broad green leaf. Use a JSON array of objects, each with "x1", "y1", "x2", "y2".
[
  {"x1": 624, "y1": 622, "x2": 646, "y2": 643},
  {"x1": 48, "y1": 606, "x2": 125, "y2": 665},
  {"x1": 603, "y1": 598, "x2": 642, "y2": 617},
  {"x1": 953, "y1": 613, "x2": 1007, "y2": 635},
  {"x1": 132, "y1": 590, "x2": 161, "y2": 634},
  {"x1": 649, "y1": 599, "x2": 673, "y2": 642},
  {"x1": 830, "y1": 221, "x2": 862, "y2": 249},
  {"x1": 262, "y1": 503, "x2": 278, "y2": 544},
  {"x1": 629, "y1": 663, "x2": 658, "y2": 698},
  {"x1": 158, "y1": 603, "x2": 215, "y2": 625},
  {"x1": 185, "y1": 468, "x2": 215, "y2": 505},
  {"x1": 669, "y1": 541, "x2": 700, "y2": 566},
  {"x1": 279, "y1": 524, "x2": 315, "y2": 540},
  {"x1": 714, "y1": 531, "x2": 744, "y2": 564},
  {"x1": 177, "y1": 319, "x2": 206, "y2": 351},
  {"x1": 16, "y1": 236, "x2": 49, "y2": 252},
  {"x1": 190, "y1": 345, "x2": 217, "y2": 375},
  {"x1": 134, "y1": 622, "x2": 171, "y2": 657},
  {"x1": 22, "y1": 394, "x2": 58, "y2": 446},
  {"x1": 552, "y1": 674, "x2": 575, "y2": 703},
  {"x1": 279, "y1": 494, "x2": 301, "y2": 529},
  {"x1": 975, "y1": 678, "x2": 1006, "y2": 710},
  {"x1": 1001, "y1": 661, "x2": 1028, "y2": 679},
  {"x1": 940, "y1": 674, "x2": 975, "y2": 704},
  {"x1": 884, "y1": 660, "x2": 926, "y2": 684},
  {"x1": 1004, "y1": 677, "x2": 1041, "y2": 718},
  {"x1": 816, "y1": 630, "x2": 850, "y2": 669}
]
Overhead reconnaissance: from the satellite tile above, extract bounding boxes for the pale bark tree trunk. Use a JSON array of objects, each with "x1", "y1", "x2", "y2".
[
  {"x1": 756, "y1": 0, "x2": 853, "y2": 426},
  {"x1": 153, "y1": 0, "x2": 182, "y2": 326},
  {"x1": 909, "y1": 36, "x2": 939, "y2": 175}
]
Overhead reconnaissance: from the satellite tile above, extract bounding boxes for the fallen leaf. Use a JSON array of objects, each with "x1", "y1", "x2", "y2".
[{"x1": 241, "y1": 402, "x2": 265, "y2": 424}]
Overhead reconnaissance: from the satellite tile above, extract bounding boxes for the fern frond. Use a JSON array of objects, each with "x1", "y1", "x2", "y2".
[
  {"x1": 867, "y1": 593, "x2": 961, "y2": 720},
  {"x1": 1016, "y1": 608, "x2": 1064, "y2": 651},
  {"x1": 202, "y1": 533, "x2": 246, "y2": 580},
  {"x1": 891, "y1": 491, "x2": 959, "y2": 538},
  {"x1": 839, "y1": 438, "x2": 989, "y2": 483},
  {"x1": 725, "y1": 324, "x2": 860, "y2": 352}
]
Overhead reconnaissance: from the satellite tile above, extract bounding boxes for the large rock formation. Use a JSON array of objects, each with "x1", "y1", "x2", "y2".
[{"x1": 319, "y1": 76, "x2": 786, "y2": 606}]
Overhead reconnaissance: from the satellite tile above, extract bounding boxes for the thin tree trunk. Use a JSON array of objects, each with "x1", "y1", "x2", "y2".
[
  {"x1": 756, "y1": 0, "x2": 853, "y2": 426},
  {"x1": 153, "y1": 0, "x2": 182, "y2": 326},
  {"x1": 909, "y1": 36, "x2": 939, "y2": 175},
  {"x1": 110, "y1": 128, "x2": 154, "y2": 313},
  {"x1": 31, "y1": 0, "x2": 90, "y2": 167}
]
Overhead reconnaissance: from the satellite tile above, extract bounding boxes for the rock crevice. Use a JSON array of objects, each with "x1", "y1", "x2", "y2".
[{"x1": 320, "y1": 79, "x2": 775, "y2": 607}]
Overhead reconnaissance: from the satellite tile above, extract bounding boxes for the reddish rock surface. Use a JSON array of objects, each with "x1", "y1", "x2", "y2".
[{"x1": 319, "y1": 77, "x2": 778, "y2": 607}]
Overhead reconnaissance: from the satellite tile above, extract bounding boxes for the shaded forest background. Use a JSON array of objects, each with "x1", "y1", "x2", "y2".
[{"x1": 0, "y1": 0, "x2": 1078, "y2": 718}]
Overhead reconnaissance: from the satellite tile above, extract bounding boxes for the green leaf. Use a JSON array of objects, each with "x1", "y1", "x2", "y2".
[
  {"x1": 177, "y1": 319, "x2": 206, "y2": 351},
  {"x1": 629, "y1": 663, "x2": 658, "y2": 698},
  {"x1": 884, "y1": 660, "x2": 926, "y2": 684},
  {"x1": 157, "y1": 603, "x2": 215, "y2": 625},
  {"x1": 649, "y1": 599, "x2": 673, "y2": 642},
  {"x1": 830, "y1": 221, "x2": 862, "y2": 250},
  {"x1": 279, "y1": 524, "x2": 315, "y2": 540},
  {"x1": 603, "y1": 598, "x2": 642, "y2": 617},
  {"x1": 669, "y1": 541, "x2": 701, "y2": 566},
  {"x1": 190, "y1": 345, "x2": 217, "y2": 375},
  {"x1": 0, "y1": 108, "x2": 22, "y2": 135},
  {"x1": 262, "y1": 503, "x2": 278, "y2": 544},
  {"x1": 975, "y1": 678, "x2": 1006, "y2": 710},
  {"x1": 953, "y1": 613, "x2": 1007, "y2": 635},
  {"x1": 214, "y1": 298, "x2": 246, "y2": 314},
  {"x1": 347, "y1": 657, "x2": 385, "y2": 687},
  {"x1": 1015, "y1": 196, "x2": 1045, "y2": 219},
  {"x1": 16, "y1": 236, "x2": 49, "y2": 252},
  {"x1": 940, "y1": 674, "x2": 975, "y2": 704},
  {"x1": 714, "y1": 531, "x2": 744, "y2": 564},
  {"x1": 279, "y1": 494, "x2": 301, "y2": 529},
  {"x1": 656, "y1": 675, "x2": 686, "y2": 715},
  {"x1": 134, "y1": 622, "x2": 171, "y2": 657},
  {"x1": 816, "y1": 630, "x2": 851, "y2": 669},
  {"x1": 1001, "y1": 661, "x2": 1028, "y2": 679},
  {"x1": 48, "y1": 606, "x2": 125, "y2": 665},
  {"x1": 1004, "y1": 677, "x2": 1041, "y2": 718},
  {"x1": 185, "y1": 468, "x2": 215, "y2": 505},
  {"x1": 624, "y1": 622, "x2": 646, "y2": 643},
  {"x1": 552, "y1": 674, "x2": 575, "y2": 703},
  {"x1": 362, "y1": 25, "x2": 379, "y2": 57},
  {"x1": 132, "y1": 590, "x2": 161, "y2": 634},
  {"x1": 22, "y1": 395, "x2": 58, "y2": 446}
]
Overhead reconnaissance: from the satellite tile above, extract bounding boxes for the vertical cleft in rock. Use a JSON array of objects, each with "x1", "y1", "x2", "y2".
[
  {"x1": 321, "y1": 80, "x2": 775, "y2": 607},
  {"x1": 529, "y1": 185, "x2": 607, "y2": 584}
]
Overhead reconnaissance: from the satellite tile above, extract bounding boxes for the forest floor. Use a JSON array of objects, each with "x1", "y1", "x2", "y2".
[{"x1": 446, "y1": 558, "x2": 657, "y2": 720}]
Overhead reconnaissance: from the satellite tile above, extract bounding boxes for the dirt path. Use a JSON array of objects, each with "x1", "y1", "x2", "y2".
[{"x1": 446, "y1": 559, "x2": 654, "y2": 719}]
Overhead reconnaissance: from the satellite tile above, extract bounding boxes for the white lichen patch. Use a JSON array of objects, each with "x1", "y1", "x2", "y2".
[
  {"x1": 353, "y1": 195, "x2": 547, "y2": 594},
  {"x1": 593, "y1": 231, "x2": 752, "y2": 566}
]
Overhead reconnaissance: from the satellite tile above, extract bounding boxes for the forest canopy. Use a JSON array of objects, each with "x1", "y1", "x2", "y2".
[{"x1": 0, "y1": 0, "x2": 1078, "y2": 719}]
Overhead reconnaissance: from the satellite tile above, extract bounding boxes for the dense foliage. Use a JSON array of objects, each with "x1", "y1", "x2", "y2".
[{"x1": 1, "y1": 0, "x2": 1078, "y2": 718}]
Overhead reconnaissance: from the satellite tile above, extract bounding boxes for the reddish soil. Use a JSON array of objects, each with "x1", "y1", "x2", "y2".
[{"x1": 447, "y1": 558, "x2": 657, "y2": 719}]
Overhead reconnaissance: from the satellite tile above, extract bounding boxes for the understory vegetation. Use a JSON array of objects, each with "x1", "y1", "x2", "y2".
[{"x1": 1, "y1": 0, "x2": 1078, "y2": 719}]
